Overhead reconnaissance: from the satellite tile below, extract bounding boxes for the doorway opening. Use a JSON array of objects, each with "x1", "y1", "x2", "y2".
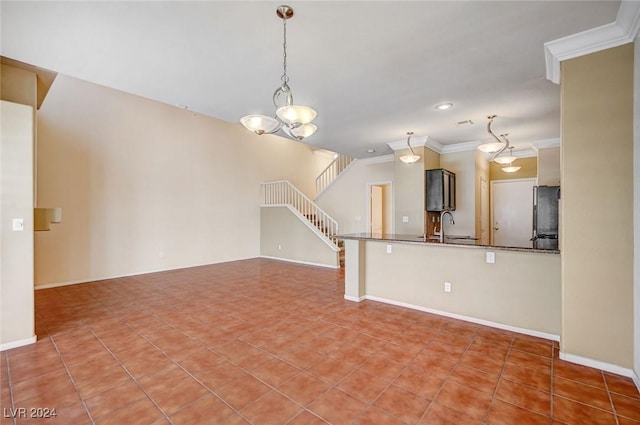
[{"x1": 367, "y1": 182, "x2": 393, "y2": 235}]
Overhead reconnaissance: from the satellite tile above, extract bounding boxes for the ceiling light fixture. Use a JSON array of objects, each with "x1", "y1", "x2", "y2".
[
  {"x1": 435, "y1": 102, "x2": 453, "y2": 111},
  {"x1": 240, "y1": 5, "x2": 317, "y2": 141},
  {"x1": 399, "y1": 132, "x2": 420, "y2": 164},
  {"x1": 477, "y1": 115, "x2": 509, "y2": 160},
  {"x1": 494, "y1": 146, "x2": 516, "y2": 165},
  {"x1": 501, "y1": 147, "x2": 521, "y2": 172}
]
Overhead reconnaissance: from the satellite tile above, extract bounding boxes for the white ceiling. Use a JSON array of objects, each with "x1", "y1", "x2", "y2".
[{"x1": 0, "y1": 1, "x2": 622, "y2": 158}]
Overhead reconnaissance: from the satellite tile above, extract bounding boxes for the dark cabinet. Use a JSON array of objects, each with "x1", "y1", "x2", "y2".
[{"x1": 426, "y1": 169, "x2": 456, "y2": 211}]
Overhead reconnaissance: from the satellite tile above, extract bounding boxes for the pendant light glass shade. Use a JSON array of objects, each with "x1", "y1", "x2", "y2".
[
  {"x1": 493, "y1": 155, "x2": 516, "y2": 165},
  {"x1": 477, "y1": 142, "x2": 505, "y2": 153},
  {"x1": 240, "y1": 115, "x2": 280, "y2": 135},
  {"x1": 276, "y1": 105, "x2": 317, "y2": 126},
  {"x1": 502, "y1": 164, "x2": 521, "y2": 173}
]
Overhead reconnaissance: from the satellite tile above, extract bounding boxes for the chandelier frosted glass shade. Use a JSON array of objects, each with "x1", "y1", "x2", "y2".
[
  {"x1": 284, "y1": 123, "x2": 318, "y2": 140},
  {"x1": 276, "y1": 105, "x2": 317, "y2": 126},
  {"x1": 240, "y1": 115, "x2": 280, "y2": 135}
]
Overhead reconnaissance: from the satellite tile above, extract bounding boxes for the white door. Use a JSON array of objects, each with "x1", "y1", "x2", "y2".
[
  {"x1": 491, "y1": 179, "x2": 535, "y2": 248},
  {"x1": 370, "y1": 185, "x2": 383, "y2": 234}
]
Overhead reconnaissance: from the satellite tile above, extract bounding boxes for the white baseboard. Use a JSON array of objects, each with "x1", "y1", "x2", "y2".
[
  {"x1": 0, "y1": 335, "x2": 37, "y2": 352},
  {"x1": 34, "y1": 257, "x2": 258, "y2": 290},
  {"x1": 363, "y1": 295, "x2": 560, "y2": 342},
  {"x1": 633, "y1": 371, "x2": 640, "y2": 393},
  {"x1": 344, "y1": 295, "x2": 365, "y2": 302},
  {"x1": 260, "y1": 255, "x2": 339, "y2": 269},
  {"x1": 559, "y1": 351, "x2": 636, "y2": 380}
]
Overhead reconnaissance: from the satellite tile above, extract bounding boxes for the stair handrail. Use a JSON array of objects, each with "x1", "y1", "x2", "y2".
[
  {"x1": 261, "y1": 180, "x2": 339, "y2": 244},
  {"x1": 315, "y1": 154, "x2": 355, "y2": 197}
]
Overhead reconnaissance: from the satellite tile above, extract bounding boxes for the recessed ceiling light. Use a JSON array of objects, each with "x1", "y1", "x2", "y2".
[
  {"x1": 435, "y1": 103, "x2": 453, "y2": 111},
  {"x1": 367, "y1": 148, "x2": 376, "y2": 153}
]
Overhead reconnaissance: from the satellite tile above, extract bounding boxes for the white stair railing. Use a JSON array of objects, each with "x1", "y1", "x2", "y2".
[
  {"x1": 315, "y1": 154, "x2": 355, "y2": 197},
  {"x1": 261, "y1": 180, "x2": 339, "y2": 247}
]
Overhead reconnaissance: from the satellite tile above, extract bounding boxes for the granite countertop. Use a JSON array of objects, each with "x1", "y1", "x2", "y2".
[{"x1": 337, "y1": 233, "x2": 560, "y2": 254}]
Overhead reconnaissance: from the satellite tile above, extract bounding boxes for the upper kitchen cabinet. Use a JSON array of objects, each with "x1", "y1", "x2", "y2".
[{"x1": 426, "y1": 168, "x2": 456, "y2": 212}]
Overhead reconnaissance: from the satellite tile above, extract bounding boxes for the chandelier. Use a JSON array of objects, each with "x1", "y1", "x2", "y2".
[{"x1": 240, "y1": 5, "x2": 318, "y2": 141}]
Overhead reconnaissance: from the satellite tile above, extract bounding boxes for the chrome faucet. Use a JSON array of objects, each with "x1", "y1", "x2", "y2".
[{"x1": 440, "y1": 210, "x2": 455, "y2": 242}]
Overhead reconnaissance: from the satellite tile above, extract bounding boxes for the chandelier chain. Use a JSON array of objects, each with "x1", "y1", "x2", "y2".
[{"x1": 281, "y1": 15, "x2": 289, "y2": 85}]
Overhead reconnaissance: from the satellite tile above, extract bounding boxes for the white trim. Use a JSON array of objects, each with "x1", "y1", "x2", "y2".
[
  {"x1": 34, "y1": 257, "x2": 258, "y2": 290},
  {"x1": 364, "y1": 295, "x2": 560, "y2": 341},
  {"x1": 261, "y1": 205, "x2": 340, "y2": 252},
  {"x1": 440, "y1": 140, "x2": 481, "y2": 154},
  {"x1": 386, "y1": 135, "x2": 430, "y2": 151},
  {"x1": 260, "y1": 255, "x2": 339, "y2": 269},
  {"x1": 344, "y1": 294, "x2": 365, "y2": 302},
  {"x1": 633, "y1": 371, "x2": 640, "y2": 393},
  {"x1": 544, "y1": 1, "x2": 640, "y2": 84},
  {"x1": 531, "y1": 138, "x2": 561, "y2": 150},
  {"x1": 559, "y1": 352, "x2": 636, "y2": 380},
  {"x1": 425, "y1": 137, "x2": 445, "y2": 154},
  {"x1": 0, "y1": 335, "x2": 37, "y2": 352},
  {"x1": 359, "y1": 154, "x2": 394, "y2": 165}
]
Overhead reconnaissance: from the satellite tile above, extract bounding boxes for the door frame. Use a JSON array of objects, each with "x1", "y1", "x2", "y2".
[
  {"x1": 366, "y1": 181, "x2": 394, "y2": 235},
  {"x1": 490, "y1": 178, "x2": 537, "y2": 246}
]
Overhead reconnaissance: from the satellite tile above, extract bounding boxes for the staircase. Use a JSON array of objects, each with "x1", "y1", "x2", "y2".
[
  {"x1": 315, "y1": 154, "x2": 355, "y2": 198},
  {"x1": 261, "y1": 181, "x2": 341, "y2": 257}
]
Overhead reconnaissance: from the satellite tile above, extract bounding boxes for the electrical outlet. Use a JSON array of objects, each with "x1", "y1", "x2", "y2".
[
  {"x1": 444, "y1": 282, "x2": 452, "y2": 293},
  {"x1": 12, "y1": 218, "x2": 24, "y2": 231},
  {"x1": 386, "y1": 244, "x2": 392, "y2": 254},
  {"x1": 402, "y1": 216, "x2": 409, "y2": 223},
  {"x1": 486, "y1": 252, "x2": 495, "y2": 264}
]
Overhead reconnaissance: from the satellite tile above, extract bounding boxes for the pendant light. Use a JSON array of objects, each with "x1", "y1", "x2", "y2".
[
  {"x1": 240, "y1": 5, "x2": 318, "y2": 141},
  {"x1": 477, "y1": 115, "x2": 509, "y2": 159},
  {"x1": 501, "y1": 147, "x2": 521, "y2": 173},
  {"x1": 399, "y1": 132, "x2": 421, "y2": 164}
]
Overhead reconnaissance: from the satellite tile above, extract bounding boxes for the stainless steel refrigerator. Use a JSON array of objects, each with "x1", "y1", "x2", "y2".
[{"x1": 531, "y1": 186, "x2": 560, "y2": 250}]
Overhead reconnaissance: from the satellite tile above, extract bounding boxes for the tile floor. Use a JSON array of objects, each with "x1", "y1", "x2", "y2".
[{"x1": 1, "y1": 258, "x2": 639, "y2": 425}]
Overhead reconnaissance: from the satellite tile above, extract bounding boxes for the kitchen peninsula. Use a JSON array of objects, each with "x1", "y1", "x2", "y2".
[{"x1": 339, "y1": 233, "x2": 561, "y2": 340}]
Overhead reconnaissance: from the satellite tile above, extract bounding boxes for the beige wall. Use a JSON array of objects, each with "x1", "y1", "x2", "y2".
[
  {"x1": 394, "y1": 147, "x2": 425, "y2": 235},
  {"x1": 537, "y1": 147, "x2": 561, "y2": 186},
  {"x1": 440, "y1": 151, "x2": 476, "y2": 237},
  {"x1": 260, "y1": 206, "x2": 338, "y2": 268},
  {"x1": 1, "y1": 64, "x2": 37, "y2": 108},
  {"x1": 490, "y1": 156, "x2": 537, "y2": 181},
  {"x1": 423, "y1": 147, "x2": 440, "y2": 170},
  {"x1": 1, "y1": 101, "x2": 35, "y2": 348},
  {"x1": 364, "y1": 241, "x2": 561, "y2": 336},
  {"x1": 561, "y1": 44, "x2": 634, "y2": 368},
  {"x1": 35, "y1": 75, "x2": 323, "y2": 287},
  {"x1": 634, "y1": 33, "x2": 640, "y2": 384},
  {"x1": 316, "y1": 159, "x2": 395, "y2": 235}
]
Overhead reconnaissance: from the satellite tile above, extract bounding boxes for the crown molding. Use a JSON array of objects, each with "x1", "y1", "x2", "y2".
[
  {"x1": 441, "y1": 140, "x2": 481, "y2": 154},
  {"x1": 544, "y1": 1, "x2": 640, "y2": 84},
  {"x1": 531, "y1": 138, "x2": 561, "y2": 150}
]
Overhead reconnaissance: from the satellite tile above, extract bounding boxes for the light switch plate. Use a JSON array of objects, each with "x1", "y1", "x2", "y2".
[
  {"x1": 402, "y1": 216, "x2": 409, "y2": 223},
  {"x1": 386, "y1": 244, "x2": 392, "y2": 254},
  {"x1": 12, "y1": 218, "x2": 24, "y2": 231},
  {"x1": 486, "y1": 252, "x2": 495, "y2": 264}
]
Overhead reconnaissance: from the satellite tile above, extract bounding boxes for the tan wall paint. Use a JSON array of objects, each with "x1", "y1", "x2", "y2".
[
  {"x1": 490, "y1": 157, "x2": 537, "y2": 181},
  {"x1": 260, "y1": 207, "x2": 338, "y2": 268},
  {"x1": 561, "y1": 44, "x2": 634, "y2": 367},
  {"x1": 35, "y1": 75, "x2": 323, "y2": 287},
  {"x1": 440, "y1": 151, "x2": 476, "y2": 237},
  {"x1": 364, "y1": 241, "x2": 561, "y2": 336},
  {"x1": 1, "y1": 101, "x2": 35, "y2": 347},
  {"x1": 315, "y1": 159, "x2": 395, "y2": 234},
  {"x1": 423, "y1": 147, "x2": 440, "y2": 170},
  {"x1": 0, "y1": 64, "x2": 37, "y2": 108},
  {"x1": 537, "y1": 147, "x2": 561, "y2": 186},
  {"x1": 634, "y1": 33, "x2": 640, "y2": 385},
  {"x1": 394, "y1": 147, "x2": 425, "y2": 235},
  {"x1": 475, "y1": 151, "x2": 490, "y2": 241}
]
